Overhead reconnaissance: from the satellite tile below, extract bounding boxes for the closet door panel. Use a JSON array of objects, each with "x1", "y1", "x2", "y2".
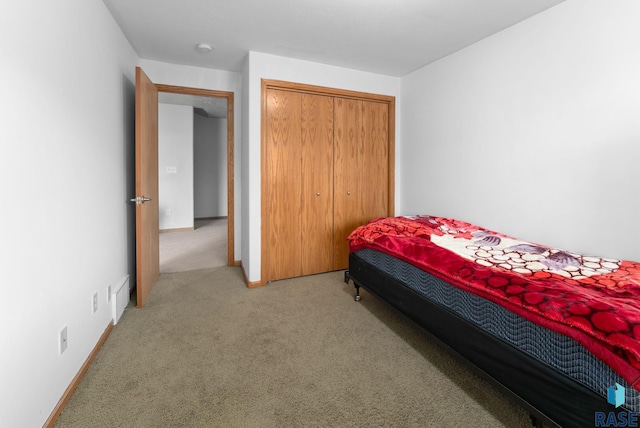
[
  {"x1": 301, "y1": 93, "x2": 334, "y2": 274},
  {"x1": 265, "y1": 89, "x2": 302, "y2": 280},
  {"x1": 333, "y1": 97, "x2": 362, "y2": 270},
  {"x1": 262, "y1": 79, "x2": 394, "y2": 284},
  {"x1": 361, "y1": 100, "x2": 389, "y2": 223}
]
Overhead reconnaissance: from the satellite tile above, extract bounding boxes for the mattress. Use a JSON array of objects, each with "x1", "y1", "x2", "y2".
[
  {"x1": 355, "y1": 247, "x2": 640, "y2": 412},
  {"x1": 348, "y1": 215, "x2": 640, "y2": 390}
]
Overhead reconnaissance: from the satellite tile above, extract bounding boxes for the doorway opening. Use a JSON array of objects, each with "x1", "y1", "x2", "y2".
[{"x1": 155, "y1": 84, "x2": 234, "y2": 273}]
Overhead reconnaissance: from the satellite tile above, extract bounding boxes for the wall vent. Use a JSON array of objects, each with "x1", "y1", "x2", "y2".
[{"x1": 112, "y1": 275, "x2": 130, "y2": 324}]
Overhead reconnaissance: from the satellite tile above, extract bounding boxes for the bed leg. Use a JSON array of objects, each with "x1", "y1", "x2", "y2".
[{"x1": 344, "y1": 270, "x2": 361, "y2": 301}]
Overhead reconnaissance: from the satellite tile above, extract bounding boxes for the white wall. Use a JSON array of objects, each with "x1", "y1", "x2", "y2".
[
  {"x1": 0, "y1": 0, "x2": 138, "y2": 426},
  {"x1": 138, "y1": 59, "x2": 242, "y2": 260},
  {"x1": 194, "y1": 114, "x2": 228, "y2": 218},
  {"x1": 400, "y1": 0, "x2": 640, "y2": 262},
  {"x1": 242, "y1": 51, "x2": 402, "y2": 282},
  {"x1": 159, "y1": 104, "x2": 194, "y2": 229}
]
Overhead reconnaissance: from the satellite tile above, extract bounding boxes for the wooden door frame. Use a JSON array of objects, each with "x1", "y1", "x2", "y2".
[
  {"x1": 260, "y1": 79, "x2": 395, "y2": 286},
  {"x1": 155, "y1": 84, "x2": 236, "y2": 266}
]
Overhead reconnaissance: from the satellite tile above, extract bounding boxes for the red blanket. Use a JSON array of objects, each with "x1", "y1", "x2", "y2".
[{"x1": 348, "y1": 215, "x2": 640, "y2": 388}]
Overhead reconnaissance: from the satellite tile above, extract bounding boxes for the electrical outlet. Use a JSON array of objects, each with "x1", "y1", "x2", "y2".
[
  {"x1": 107, "y1": 285, "x2": 112, "y2": 303},
  {"x1": 92, "y1": 292, "x2": 98, "y2": 314},
  {"x1": 59, "y1": 326, "x2": 68, "y2": 355}
]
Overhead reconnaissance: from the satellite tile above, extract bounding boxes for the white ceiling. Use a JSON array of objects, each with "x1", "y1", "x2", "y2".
[{"x1": 103, "y1": 0, "x2": 565, "y2": 78}]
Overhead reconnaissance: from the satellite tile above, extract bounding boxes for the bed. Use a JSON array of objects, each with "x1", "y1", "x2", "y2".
[{"x1": 344, "y1": 215, "x2": 640, "y2": 428}]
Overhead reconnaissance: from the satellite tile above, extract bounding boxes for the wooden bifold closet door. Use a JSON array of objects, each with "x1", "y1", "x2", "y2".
[
  {"x1": 265, "y1": 89, "x2": 334, "y2": 280},
  {"x1": 333, "y1": 98, "x2": 389, "y2": 270},
  {"x1": 263, "y1": 81, "x2": 394, "y2": 283}
]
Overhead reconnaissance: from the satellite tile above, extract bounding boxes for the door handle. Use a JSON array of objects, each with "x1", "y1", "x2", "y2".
[{"x1": 130, "y1": 196, "x2": 152, "y2": 205}]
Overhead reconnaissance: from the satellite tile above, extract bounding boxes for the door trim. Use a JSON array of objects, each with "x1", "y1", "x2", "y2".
[
  {"x1": 155, "y1": 84, "x2": 236, "y2": 266},
  {"x1": 260, "y1": 79, "x2": 395, "y2": 286}
]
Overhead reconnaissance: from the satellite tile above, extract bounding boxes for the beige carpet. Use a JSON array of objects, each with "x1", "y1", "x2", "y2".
[
  {"x1": 55, "y1": 267, "x2": 531, "y2": 428},
  {"x1": 160, "y1": 218, "x2": 227, "y2": 273}
]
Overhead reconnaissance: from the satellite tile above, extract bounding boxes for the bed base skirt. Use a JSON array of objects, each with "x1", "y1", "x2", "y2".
[{"x1": 346, "y1": 251, "x2": 626, "y2": 428}]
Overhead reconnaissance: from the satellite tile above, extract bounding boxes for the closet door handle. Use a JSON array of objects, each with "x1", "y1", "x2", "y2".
[
  {"x1": 316, "y1": 192, "x2": 320, "y2": 196},
  {"x1": 347, "y1": 192, "x2": 351, "y2": 196}
]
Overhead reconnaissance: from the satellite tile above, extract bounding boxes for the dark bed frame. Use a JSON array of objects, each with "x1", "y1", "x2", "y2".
[{"x1": 345, "y1": 251, "x2": 627, "y2": 428}]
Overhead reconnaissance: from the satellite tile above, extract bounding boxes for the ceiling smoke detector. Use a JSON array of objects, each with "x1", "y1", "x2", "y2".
[{"x1": 195, "y1": 43, "x2": 213, "y2": 54}]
